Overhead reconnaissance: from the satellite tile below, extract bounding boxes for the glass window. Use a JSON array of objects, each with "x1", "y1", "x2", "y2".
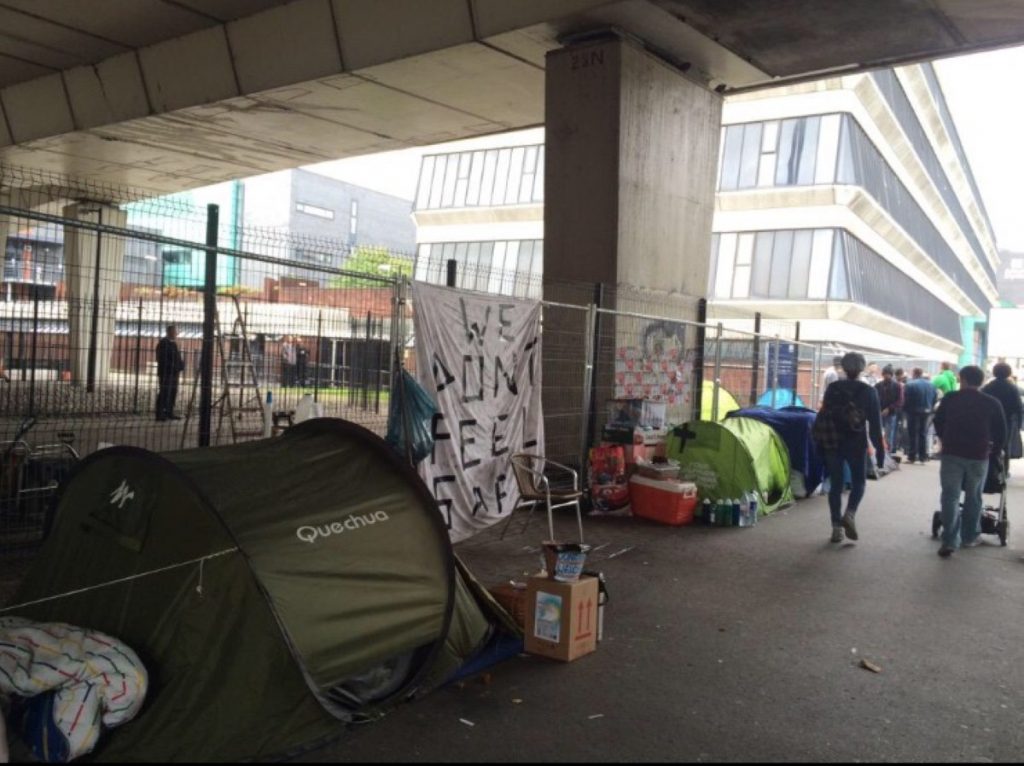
[
  {"x1": 479, "y1": 150, "x2": 498, "y2": 206},
  {"x1": 519, "y1": 148, "x2": 535, "y2": 203},
  {"x1": 507, "y1": 147, "x2": 525, "y2": 205},
  {"x1": 829, "y1": 234, "x2": 850, "y2": 300},
  {"x1": 775, "y1": 120, "x2": 797, "y2": 185},
  {"x1": 714, "y1": 233, "x2": 737, "y2": 298},
  {"x1": 788, "y1": 230, "x2": 813, "y2": 298},
  {"x1": 492, "y1": 149, "x2": 512, "y2": 205},
  {"x1": 489, "y1": 241, "x2": 508, "y2": 294},
  {"x1": 416, "y1": 156, "x2": 435, "y2": 209},
  {"x1": 815, "y1": 115, "x2": 841, "y2": 184},
  {"x1": 738, "y1": 123, "x2": 763, "y2": 189},
  {"x1": 428, "y1": 156, "x2": 446, "y2": 208},
  {"x1": 768, "y1": 230, "x2": 793, "y2": 298},
  {"x1": 466, "y1": 151, "x2": 484, "y2": 206},
  {"x1": 796, "y1": 116, "x2": 820, "y2": 185},
  {"x1": 719, "y1": 125, "x2": 744, "y2": 190},
  {"x1": 533, "y1": 149, "x2": 545, "y2": 202},
  {"x1": 453, "y1": 153, "x2": 472, "y2": 207},
  {"x1": 414, "y1": 244, "x2": 432, "y2": 282},
  {"x1": 836, "y1": 115, "x2": 856, "y2": 184},
  {"x1": 708, "y1": 233, "x2": 720, "y2": 295},
  {"x1": 441, "y1": 155, "x2": 458, "y2": 207},
  {"x1": 758, "y1": 122, "x2": 778, "y2": 188},
  {"x1": 732, "y1": 233, "x2": 754, "y2": 298},
  {"x1": 808, "y1": 229, "x2": 833, "y2": 299},
  {"x1": 751, "y1": 232, "x2": 774, "y2": 297}
]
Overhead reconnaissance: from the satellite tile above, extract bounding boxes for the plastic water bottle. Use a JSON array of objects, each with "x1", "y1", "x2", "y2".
[
  {"x1": 731, "y1": 498, "x2": 741, "y2": 527},
  {"x1": 739, "y1": 495, "x2": 750, "y2": 527},
  {"x1": 263, "y1": 390, "x2": 274, "y2": 438},
  {"x1": 701, "y1": 498, "x2": 711, "y2": 525},
  {"x1": 747, "y1": 491, "x2": 759, "y2": 526}
]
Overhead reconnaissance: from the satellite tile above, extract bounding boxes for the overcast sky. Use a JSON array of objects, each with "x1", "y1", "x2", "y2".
[
  {"x1": 303, "y1": 46, "x2": 1024, "y2": 254},
  {"x1": 933, "y1": 44, "x2": 1024, "y2": 254}
]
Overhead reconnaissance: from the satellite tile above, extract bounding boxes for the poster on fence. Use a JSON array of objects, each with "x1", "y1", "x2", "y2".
[{"x1": 412, "y1": 282, "x2": 544, "y2": 542}]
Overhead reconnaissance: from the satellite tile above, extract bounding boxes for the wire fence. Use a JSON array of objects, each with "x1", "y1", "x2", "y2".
[{"x1": 0, "y1": 163, "x2": 950, "y2": 582}]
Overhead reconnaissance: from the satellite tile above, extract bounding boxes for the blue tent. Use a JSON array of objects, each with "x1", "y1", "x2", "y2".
[
  {"x1": 727, "y1": 406, "x2": 823, "y2": 496},
  {"x1": 757, "y1": 389, "x2": 805, "y2": 409}
]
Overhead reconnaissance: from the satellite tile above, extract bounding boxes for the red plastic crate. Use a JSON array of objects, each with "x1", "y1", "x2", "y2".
[{"x1": 628, "y1": 476, "x2": 698, "y2": 526}]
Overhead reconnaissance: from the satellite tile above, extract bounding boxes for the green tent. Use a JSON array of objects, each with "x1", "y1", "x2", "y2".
[
  {"x1": 9, "y1": 418, "x2": 512, "y2": 762},
  {"x1": 701, "y1": 380, "x2": 742, "y2": 422},
  {"x1": 666, "y1": 417, "x2": 794, "y2": 515}
]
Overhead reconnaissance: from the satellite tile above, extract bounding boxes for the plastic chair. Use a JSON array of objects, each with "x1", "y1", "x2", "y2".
[{"x1": 501, "y1": 453, "x2": 584, "y2": 542}]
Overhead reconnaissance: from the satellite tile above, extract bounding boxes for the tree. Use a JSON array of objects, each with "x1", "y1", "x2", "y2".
[{"x1": 331, "y1": 246, "x2": 413, "y2": 287}]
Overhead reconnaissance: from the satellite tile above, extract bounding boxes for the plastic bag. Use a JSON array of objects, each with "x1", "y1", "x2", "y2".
[{"x1": 386, "y1": 369, "x2": 438, "y2": 465}]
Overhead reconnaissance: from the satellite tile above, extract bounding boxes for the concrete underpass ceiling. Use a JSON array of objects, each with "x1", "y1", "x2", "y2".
[{"x1": 1, "y1": 0, "x2": 1023, "y2": 198}]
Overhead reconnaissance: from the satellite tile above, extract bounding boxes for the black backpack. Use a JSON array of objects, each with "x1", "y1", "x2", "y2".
[{"x1": 826, "y1": 382, "x2": 866, "y2": 434}]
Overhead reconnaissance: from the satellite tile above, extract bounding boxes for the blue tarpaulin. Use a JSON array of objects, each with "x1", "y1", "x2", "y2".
[
  {"x1": 727, "y1": 406, "x2": 823, "y2": 496},
  {"x1": 756, "y1": 389, "x2": 806, "y2": 409}
]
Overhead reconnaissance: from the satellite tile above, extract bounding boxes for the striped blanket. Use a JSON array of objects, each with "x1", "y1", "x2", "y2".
[{"x1": 0, "y1": 617, "x2": 147, "y2": 762}]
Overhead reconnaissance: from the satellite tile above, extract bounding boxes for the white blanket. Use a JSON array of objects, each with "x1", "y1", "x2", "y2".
[{"x1": 0, "y1": 618, "x2": 147, "y2": 762}]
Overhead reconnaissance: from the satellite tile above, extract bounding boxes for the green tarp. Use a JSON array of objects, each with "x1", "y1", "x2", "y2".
[
  {"x1": 9, "y1": 418, "x2": 506, "y2": 762},
  {"x1": 666, "y1": 418, "x2": 794, "y2": 515}
]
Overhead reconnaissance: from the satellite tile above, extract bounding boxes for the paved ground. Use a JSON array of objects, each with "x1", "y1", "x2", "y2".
[{"x1": 298, "y1": 460, "x2": 1024, "y2": 763}]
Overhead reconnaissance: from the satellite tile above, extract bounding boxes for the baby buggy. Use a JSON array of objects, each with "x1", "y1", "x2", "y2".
[{"x1": 931, "y1": 450, "x2": 1009, "y2": 546}]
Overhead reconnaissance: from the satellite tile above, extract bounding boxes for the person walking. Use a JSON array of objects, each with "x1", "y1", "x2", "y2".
[
  {"x1": 982, "y1": 362, "x2": 1023, "y2": 468},
  {"x1": 903, "y1": 368, "x2": 936, "y2": 464},
  {"x1": 933, "y1": 365, "x2": 1006, "y2": 557},
  {"x1": 933, "y1": 361, "x2": 958, "y2": 398},
  {"x1": 814, "y1": 352, "x2": 885, "y2": 544},
  {"x1": 155, "y1": 324, "x2": 185, "y2": 421},
  {"x1": 875, "y1": 365, "x2": 902, "y2": 453}
]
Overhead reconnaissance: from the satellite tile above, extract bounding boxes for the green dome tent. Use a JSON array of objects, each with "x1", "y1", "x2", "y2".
[
  {"x1": 666, "y1": 417, "x2": 794, "y2": 515},
  {"x1": 8, "y1": 419, "x2": 512, "y2": 762},
  {"x1": 701, "y1": 380, "x2": 741, "y2": 422}
]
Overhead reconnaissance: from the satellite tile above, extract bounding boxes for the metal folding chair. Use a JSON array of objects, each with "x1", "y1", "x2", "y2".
[{"x1": 501, "y1": 453, "x2": 584, "y2": 542}]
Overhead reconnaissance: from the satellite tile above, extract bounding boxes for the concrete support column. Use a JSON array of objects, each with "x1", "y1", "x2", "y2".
[
  {"x1": 544, "y1": 37, "x2": 722, "y2": 303},
  {"x1": 542, "y1": 38, "x2": 723, "y2": 457},
  {"x1": 62, "y1": 203, "x2": 128, "y2": 386}
]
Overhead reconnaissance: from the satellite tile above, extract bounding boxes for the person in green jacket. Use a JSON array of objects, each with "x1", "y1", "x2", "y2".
[{"x1": 933, "y1": 362, "x2": 958, "y2": 398}]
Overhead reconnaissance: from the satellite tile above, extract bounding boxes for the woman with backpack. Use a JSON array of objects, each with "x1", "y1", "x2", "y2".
[{"x1": 813, "y1": 352, "x2": 886, "y2": 543}]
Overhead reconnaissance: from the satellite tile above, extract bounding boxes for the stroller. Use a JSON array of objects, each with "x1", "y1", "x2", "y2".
[{"x1": 931, "y1": 450, "x2": 1009, "y2": 546}]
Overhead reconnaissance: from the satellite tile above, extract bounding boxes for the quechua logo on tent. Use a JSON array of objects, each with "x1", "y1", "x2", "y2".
[
  {"x1": 296, "y1": 511, "x2": 391, "y2": 544},
  {"x1": 85, "y1": 477, "x2": 152, "y2": 553}
]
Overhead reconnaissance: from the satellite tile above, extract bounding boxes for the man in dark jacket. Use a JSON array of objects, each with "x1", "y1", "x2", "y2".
[
  {"x1": 982, "y1": 362, "x2": 1022, "y2": 463},
  {"x1": 933, "y1": 365, "x2": 1006, "y2": 557},
  {"x1": 875, "y1": 365, "x2": 902, "y2": 453},
  {"x1": 155, "y1": 325, "x2": 185, "y2": 421},
  {"x1": 903, "y1": 368, "x2": 937, "y2": 464},
  {"x1": 818, "y1": 352, "x2": 885, "y2": 544}
]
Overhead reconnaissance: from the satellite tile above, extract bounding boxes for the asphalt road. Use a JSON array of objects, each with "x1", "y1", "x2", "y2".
[{"x1": 299, "y1": 459, "x2": 1024, "y2": 763}]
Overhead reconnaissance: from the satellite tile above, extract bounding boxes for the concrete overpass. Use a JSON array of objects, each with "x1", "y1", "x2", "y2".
[
  {"x1": 3, "y1": 0, "x2": 1024, "y2": 385},
  {"x1": 1, "y1": 1, "x2": 1024, "y2": 193}
]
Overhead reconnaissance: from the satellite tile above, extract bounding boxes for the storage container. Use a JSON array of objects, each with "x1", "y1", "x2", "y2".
[{"x1": 628, "y1": 476, "x2": 698, "y2": 526}]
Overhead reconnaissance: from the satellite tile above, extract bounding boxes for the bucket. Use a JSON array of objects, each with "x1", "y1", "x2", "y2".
[{"x1": 542, "y1": 542, "x2": 592, "y2": 583}]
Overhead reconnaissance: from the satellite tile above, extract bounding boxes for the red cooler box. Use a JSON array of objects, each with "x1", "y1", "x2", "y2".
[{"x1": 628, "y1": 476, "x2": 698, "y2": 526}]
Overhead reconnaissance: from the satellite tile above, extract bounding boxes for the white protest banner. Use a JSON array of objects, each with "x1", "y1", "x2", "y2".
[{"x1": 412, "y1": 282, "x2": 543, "y2": 542}]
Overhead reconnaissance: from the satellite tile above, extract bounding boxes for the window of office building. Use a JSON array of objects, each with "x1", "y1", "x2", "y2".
[
  {"x1": 710, "y1": 227, "x2": 961, "y2": 342},
  {"x1": 719, "y1": 115, "x2": 841, "y2": 191},
  {"x1": 296, "y1": 202, "x2": 334, "y2": 220},
  {"x1": 414, "y1": 145, "x2": 545, "y2": 211},
  {"x1": 718, "y1": 112, "x2": 992, "y2": 312},
  {"x1": 414, "y1": 239, "x2": 543, "y2": 299}
]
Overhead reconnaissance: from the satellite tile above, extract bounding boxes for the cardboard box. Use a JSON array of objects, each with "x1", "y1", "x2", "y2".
[
  {"x1": 488, "y1": 583, "x2": 527, "y2": 629},
  {"x1": 524, "y1": 575, "x2": 599, "y2": 662}
]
